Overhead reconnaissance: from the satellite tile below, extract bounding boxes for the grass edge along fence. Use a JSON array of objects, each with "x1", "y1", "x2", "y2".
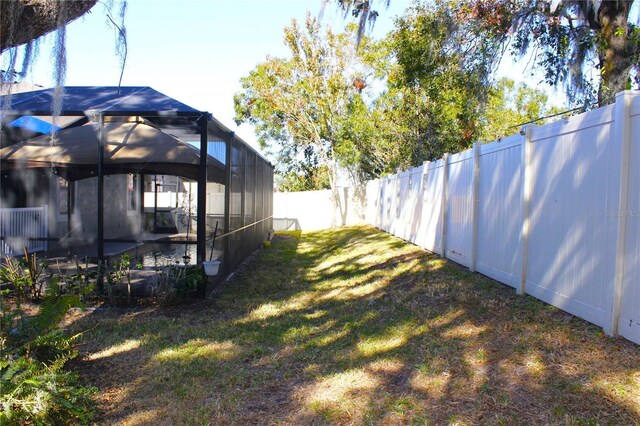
[{"x1": 364, "y1": 90, "x2": 640, "y2": 345}]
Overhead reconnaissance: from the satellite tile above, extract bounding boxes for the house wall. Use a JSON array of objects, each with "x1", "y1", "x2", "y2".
[
  {"x1": 1, "y1": 171, "x2": 142, "y2": 251},
  {"x1": 73, "y1": 174, "x2": 142, "y2": 240},
  {"x1": 0, "y1": 168, "x2": 50, "y2": 209},
  {"x1": 142, "y1": 178, "x2": 225, "y2": 233}
]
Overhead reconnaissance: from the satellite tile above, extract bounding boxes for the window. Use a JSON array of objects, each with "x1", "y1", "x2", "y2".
[
  {"x1": 58, "y1": 177, "x2": 69, "y2": 215},
  {"x1": 127, "y1": 174, "x2": 139, "y2": 214},
  {"x1": 56, "y1": 177, "x2": 78, "y2": 222}
]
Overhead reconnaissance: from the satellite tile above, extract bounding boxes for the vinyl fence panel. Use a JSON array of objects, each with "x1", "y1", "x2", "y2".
[
  {"x1": 273, "y1": 190, "x2": 335, "y2": 230},
  {"x1": 270, "y1": 91, "x2": 639, "y2": 345},
  {"x1": 525, "y1": 105, "x2": 620, "y2": 328},
  {"x1": 385, "y1": 176, "x2": 393, "y2": 234},
  {"x1": 365, "y1": 179, "x2": 380, "y2": 227},
  {"x1": 407, "y1": 165, "x2": 425, "y2": 245},
  {"x1": 397, "y1": 171, "x2": 411, "y2": 241},
  {"x1": 419, "y1": 160, "x2": 445, "y2": 254},
  {"x1": 619, "y1": 93, "x2": 640, "y2": 343},
  {"x1": 391, "y1": 173, "x2": 402, "y2": 237},
  {"x1": 476, "y1": 136, "x2": 523, "y2": 288},
  {"x1": 445, "y1": 149, "x2": 475, "y2": 268}
]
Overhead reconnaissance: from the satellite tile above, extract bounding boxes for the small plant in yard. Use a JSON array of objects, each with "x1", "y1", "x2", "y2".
[
  {"x1": 101, "y1": 254, "x2": 144, "y2": 306},
  {"x1": 56, "y1": 258, "x2": 96, "y2": 301},
  {"x1": 0, "y1": 249, "x2": 49, "y2": 302},
  {"x1": 152, "y1": 263, "x2": 204, "y2": 305},
  {"x1": 0, "y1": 261, "x2": 96, "y2": 425}
]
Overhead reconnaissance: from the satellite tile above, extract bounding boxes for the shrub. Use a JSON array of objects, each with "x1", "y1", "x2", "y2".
[
  {"x1": 0, "y1": 249, "x2": 48, "y2": 302},
  {"x1": 0, "y1": 258, "x2": 96, "y2": 425},
  {"x1": 152, "y1": 264, "x2": 204, "y2": 305}
]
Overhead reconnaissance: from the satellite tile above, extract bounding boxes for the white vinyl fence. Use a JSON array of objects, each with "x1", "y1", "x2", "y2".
[
  {"x1": 0, "y1": 206, "x2": 48, "y2": 256},
  {"x1": 365, "y1": 91, "x2": 640, "y2": 345},
  {"x1": 274, "y1": 187, "x2": 365, "y2": 231}
]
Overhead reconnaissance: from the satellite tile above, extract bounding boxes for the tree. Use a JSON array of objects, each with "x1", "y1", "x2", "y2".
[
  {"x1": 479, "y1": 78, "x2": 562, "y2": 142},
  {"x1": 342, "y1": 4, "x2": 562, "y2": 174},
  {"x1": 370, "y1": 2, "x2": 496, "y2": 167},
  {"x1": 276, "y1": 162, "x2": 331, "y2": 192},
  {"x1": 458, "y1": 0, "x2": 639, "y2": 105},
  {"x1": 0, "y1": 1, "x2": 98, "y2": 53},
  {"x1": 1, "y1": 0, "x2": 126, "y2": 95},
  {"x1": 341, "y1": 0, "x2": 638, "y2": 104},
  {"x1": 235, "y1": 16, "x2": 369, "y2": 204},
  {"x1": 326, "y1": 0, "x2": 389, "y2": 46}
]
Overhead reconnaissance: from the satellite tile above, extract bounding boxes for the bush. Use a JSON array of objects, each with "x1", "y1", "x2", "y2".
[
  {"x1": 152, "y1": 264, "x2": 204, "y2": 305},
  {"x1": 0, "y1": 256, "x2": 96, "y2": 425},
  {"x1": 0, "y1": 250, "x2": 48, "y2": 301},
  {"x1": 0, "y1": 350, "x2": 95, "y2": 425}
]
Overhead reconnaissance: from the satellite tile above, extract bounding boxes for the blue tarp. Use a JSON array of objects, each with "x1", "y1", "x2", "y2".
[{"x1": 8, "y1": 116, "x2": 61, "y2": 135}]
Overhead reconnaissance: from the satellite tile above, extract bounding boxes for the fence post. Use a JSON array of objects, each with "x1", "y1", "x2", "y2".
[
  {"x1": 608, "y1": 91, "x2": 634, "y2": 336},
  {"x1": 378, "y1": 178, "x2": 382, "y2": 228},
  {"x1": 422, "y1": 160, "x2": 430, "y2": 188},
  {"x1": 519, "y1": 125, "x2": 533, "y2": 295},
  {"x1": 441, "y1": 154, "x2": 450, "y2": 257},
  {"x1": 396, "y1": 172, "x2": 402, "y2": 221},
  {"x1": 421, "y1": 161, "x2": 430, "y2": 249},
  {"x1": 471, "y1": 143, "x2": 480, "y2": 272}
]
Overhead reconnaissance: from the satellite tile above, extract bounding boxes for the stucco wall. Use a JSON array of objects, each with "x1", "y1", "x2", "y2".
[{"x1": 73, "y1": 175, "x2": 142, "y2": 239}]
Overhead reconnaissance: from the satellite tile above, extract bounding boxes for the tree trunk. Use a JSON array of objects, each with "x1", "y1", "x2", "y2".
[
  {"x1": 1, "y1": 0, "x2": 98, "y2": 53},
  {"x1": 596, "y1": 0, "x2": 633, "y2": 105},
  {"x1": 329, "y1": 155, "x2": 342, "y2": 228}
]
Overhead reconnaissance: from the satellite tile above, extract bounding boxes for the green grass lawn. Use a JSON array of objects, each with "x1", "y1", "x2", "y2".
[{"x1": 67, "y1": 225, "x2": 640, "y2": 425}]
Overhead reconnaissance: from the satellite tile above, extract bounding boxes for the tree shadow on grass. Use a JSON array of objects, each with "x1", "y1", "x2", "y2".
[{"x1": 67, "y1": 225, "x2": 640, "y2": 425}]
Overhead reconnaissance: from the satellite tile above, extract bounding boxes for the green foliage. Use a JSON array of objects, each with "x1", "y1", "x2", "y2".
[
  {"x1": 235, "y1": 15, "x2": 372, "y2": 190},
  {"x1": 369, "y1": 1, "x2": 498, "y2": 169},
  {"x1": 479, "y1": 78, "x2": 563, "y2": 142},
  {"x1": 104, "y1": 253, "x2": 138, "y2": 306},
  {"x1": 236, "y1": 2, "x2": 569, "y2": 183},
  {"x1": 57, "y1": 258, "x2": 96, "y2": 301},
  {"x1": 456, "y1": 0, "x2": 639, "y2": 105},
  {"x1": 235, "y1": 8, "x2": 495, "y2": 183},
  {"x1": 277, "y1": 163, "x2": 331, "y2": 192},
  {"x1": 0, "y1": 259, "x2": 96, "y2": 425},
  {"x1": 0, "y1": 354, "x2": 95, "y2": 425},
  {"x1": 153, "y1": 265, "x2": 204, "y2": 305},
  {"x1": 0, "y1": 250, "x2": 49, "y2": 302}
]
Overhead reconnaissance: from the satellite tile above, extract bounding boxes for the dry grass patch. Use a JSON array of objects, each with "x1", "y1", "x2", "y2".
[{"x1": 66, "y1": 225, "x2": 640, "y2": 424}]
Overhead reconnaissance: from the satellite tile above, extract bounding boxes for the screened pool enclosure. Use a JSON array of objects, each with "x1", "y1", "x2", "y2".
[{"x1": 0, "y1": 86, "x2": 274, "y2": 284}]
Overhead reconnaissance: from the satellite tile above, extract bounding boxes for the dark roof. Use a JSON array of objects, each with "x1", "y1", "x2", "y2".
[
  {"x1": 0, "y1": 86, "x2": 271, "y2": 166},
  {"x1": 0, "y1": 86, "x2": 205, "y2": 116}
]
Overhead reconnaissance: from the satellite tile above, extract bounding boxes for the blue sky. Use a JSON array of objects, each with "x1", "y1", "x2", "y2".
[{"x1": 8, "y1": 0, "x2": 557, "y2": 152}]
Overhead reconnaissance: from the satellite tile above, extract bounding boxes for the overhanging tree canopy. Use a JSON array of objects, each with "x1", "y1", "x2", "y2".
[
  {"x1": 455, "y1": 0, "x2": 639, "y2": 105},
  {"x1": 0, "y1": 0, "x2": 98, "y2": 53}
]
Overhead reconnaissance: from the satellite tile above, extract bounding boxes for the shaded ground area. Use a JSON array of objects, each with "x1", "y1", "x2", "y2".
[{"x1": 66, "y1": 225, "x2": 640, "y2": 425}]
